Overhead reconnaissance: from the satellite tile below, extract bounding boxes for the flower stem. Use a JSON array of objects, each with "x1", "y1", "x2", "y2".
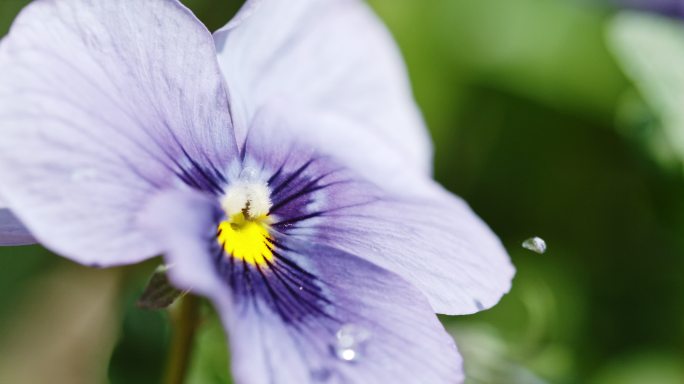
[{"x1": 164, "y1": 294, "x2": 200, "y2": 384}]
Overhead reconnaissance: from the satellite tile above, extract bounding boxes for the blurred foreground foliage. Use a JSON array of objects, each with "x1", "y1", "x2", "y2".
[{"x1": 1, "y1": 0, "x2": 684, "y2": 383}]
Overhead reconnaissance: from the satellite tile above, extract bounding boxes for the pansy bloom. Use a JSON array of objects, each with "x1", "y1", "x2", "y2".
[{"x1": 0, "y1": 0, "x2": 514, "y2": 383}]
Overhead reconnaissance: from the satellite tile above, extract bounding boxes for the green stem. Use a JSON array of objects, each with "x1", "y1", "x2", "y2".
[{"x1": 164, "y1": 294, "x2": 200, "y2": 384}]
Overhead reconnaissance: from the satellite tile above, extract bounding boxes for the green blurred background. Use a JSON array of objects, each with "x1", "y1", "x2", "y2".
[{"x1": 1, "y1": 0, "x2": 684, "y2": 383}]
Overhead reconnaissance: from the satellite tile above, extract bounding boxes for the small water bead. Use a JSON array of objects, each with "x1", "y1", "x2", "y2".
[
  {"x1": 336, "y1": 324, "x2": 371, "y2": 348},
  {"x1": 338, "y1": 348, "x2": 357, "y2": 362},
  {"x1": 522, "y1": 236, "x2": 547, "y2": 254},
  {"x1": 333, "y1": 323, "x2": 371, "y2": 362}
]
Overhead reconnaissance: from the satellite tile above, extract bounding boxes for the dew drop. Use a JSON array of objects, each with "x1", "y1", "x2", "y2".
[
  {"x1": 333, "y1": 323, "x2": 371, "y2": 362},
  {"x1": 338, "y1": 349, "x2": 357, "y2": 361},
  {"x1": 522, "y1": 236, "x2": 547, "y2": 254},
  {"x1": 298, "y1": 286, "x2": 304, "y2": 291}
]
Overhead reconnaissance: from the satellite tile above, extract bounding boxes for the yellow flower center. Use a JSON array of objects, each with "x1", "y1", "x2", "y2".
[{"x1": 217, "y1": 212, "x2": 273, "y2": 266}]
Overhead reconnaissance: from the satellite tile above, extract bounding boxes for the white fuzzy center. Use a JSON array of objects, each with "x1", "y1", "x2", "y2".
[{"x1": 220, "y1": 181, "x2": 273, "y2": 219}]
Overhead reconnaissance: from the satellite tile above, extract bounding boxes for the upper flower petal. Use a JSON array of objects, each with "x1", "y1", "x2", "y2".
[
  {"x1": 214, "y1": 0, "x2": 433, "y2": 179},
  {"x1": 242, "y1": 107, "x2": 514, "y2": 315},
  {"x1": 0, "y1": 0, "x2": 238, "y2": 265},
  {"x1": 141, "y1": 189, "x2": 465, "y2": 384}
]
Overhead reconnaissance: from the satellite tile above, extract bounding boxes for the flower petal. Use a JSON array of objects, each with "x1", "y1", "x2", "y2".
[
  {"x1": 246, "y1": 102, "x2": 437, "y2": 198},
  {"x1": 225, "y1": 241, "x2": 465, "y2": 384},
  {"x1": 139, "y1": 190, "x2": 223, "y2": 296},
  {"x1": 0, "y1": 0, "x2": 238, "y2": 265},
  {"x1": 214, "y1": 0, "x2": 432, "y2": 178},
  {"x1": 243, "y1": 107, "x2": 514, "y2": 315},
  {"x1": 311, "y1": 180, "x2": 515, "y2": 315},
  {"x1": 141, "y1": 190, "x2": 464, "y2": 384},
  {"x1": 0, "y1": 209, "x2": 35, "y2": 246}
]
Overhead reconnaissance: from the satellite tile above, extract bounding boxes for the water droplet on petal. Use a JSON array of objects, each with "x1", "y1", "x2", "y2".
[
  {"x1": 298, "y1": 286, "x2": 304, "y2": 291},
  {"x1": 522, "y1": 236, "x2": 547, "y2": 254},
  {"x1": 70, "y1": 168, "x2": 99, "y2": 182},
  {"x1": 338, "y1": 348, "x2": 357, "y2": 361},
  {"x1": 333, "y1": 323, "x2": 371, "y2": 362}
]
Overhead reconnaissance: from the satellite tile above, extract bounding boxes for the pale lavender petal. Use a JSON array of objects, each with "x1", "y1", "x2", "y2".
[
  {"x1": 214, "y1": 0, "x2": 433, "y2": 182},
  {"x1": 140, "y1": 190, "x2": 464, "y2": 384},
  {"x1": 242, "y1": 102, "x2": 438, "y2": 198},
  {"x1": 0, "y1": 0, "x2": 238, "y2": 265},
  {"x1": 310, "y1": 181, "x2": 515, "y2": 315},
  {"x1": 224, "y1": 240, "x2": 464, "y2": 384},
  {"x1": 0, "y1": 209, "x2": 35, "y2": 246},
  {"x1": 139, "y1": 190, "x2": 223, "y2": 296}
]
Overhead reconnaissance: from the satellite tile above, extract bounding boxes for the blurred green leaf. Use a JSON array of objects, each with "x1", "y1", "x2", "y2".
[
  {"x1": 186, "y1": 306, "x2": 232, "y2": 384},
  {"x1": 109, "y1": 272, "x2": 171, "y2": 384},
  {"x1": 608, "y1": 11, "x2": 684, "y2": 169},
  {"x1": 0, "y1": 1, "x2": 30, "y2": 36},
  {"x1": 590, "y1": 352, "x2": 684, "y2": 384},
  {"x1": 451, "y1": 324, "x2": 549, "y2": 384},
  {"x1": 0, "y1": 246, "x2": 55, "y2": 332},
  {"x1": 370, "y1": 0, "x2": 627, "y2": 130}
]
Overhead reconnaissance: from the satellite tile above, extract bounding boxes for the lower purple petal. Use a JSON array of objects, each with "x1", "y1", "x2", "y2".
[
  {"x1": 223, "y1": 239, "x2": 465, "y2": 384},
  {"x1": 141, "y1": 190, "x2": 465, "y2": 384}
]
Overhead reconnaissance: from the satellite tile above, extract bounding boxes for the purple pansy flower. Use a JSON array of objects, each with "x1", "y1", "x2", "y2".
[{"x1": 0, "y1": 0, "x2": 514, "y2": 383}]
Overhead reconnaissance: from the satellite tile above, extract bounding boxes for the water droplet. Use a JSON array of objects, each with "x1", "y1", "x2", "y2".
[
  {"x1": 522, "y1": 236, "x2": 547, "y2": 254},
  {"x1": 298, "y1": 286, "x2": 304, "y2": 291},
  {"x1": 70, "y1": 168, "x2": 99, "y2": 182},
  {"x1": 239, "y1": 167, "x2": 259, "y2": 181},
  {"x1": 333, "y1": 323, "x2": 371, "y2": 362},
  {"x1": 338, "y1": 349, "x2": 357, "y2": 361}
]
